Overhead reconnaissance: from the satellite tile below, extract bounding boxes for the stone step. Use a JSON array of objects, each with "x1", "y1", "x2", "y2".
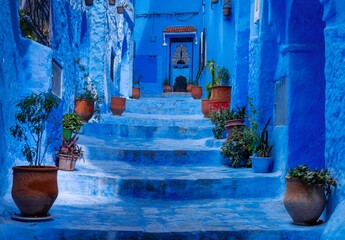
[
  {"x1": 1, "y1": 195, "x2": 324, "y2": 239},
  {"x1": 86, "y1": 113, "x2": 213, "y2": 139},
  {"x1": 100, "y1": 112, "x2": 211, "y2": 127},
  {"x1": 78, "y1": 136, "x2": 223, "y2": 166},
  {"x1": 58, "y1": 160, "x2": 283, "y2": 200},
  {"x1": 124, "y1": 97, "x2": 202, "y2": 115}
]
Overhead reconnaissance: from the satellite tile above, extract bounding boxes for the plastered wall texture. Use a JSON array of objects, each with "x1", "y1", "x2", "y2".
[
  {"x1": 0, "y1": 0, "x2": 133, "y2": 196},
  {"x1": 321, "y1": 0, "x2": 345, "y2": 238}
]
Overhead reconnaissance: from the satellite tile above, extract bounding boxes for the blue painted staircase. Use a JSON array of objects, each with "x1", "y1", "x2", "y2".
[{"x1": 1, "y1": 95, "x2": 325, "y2": 239}]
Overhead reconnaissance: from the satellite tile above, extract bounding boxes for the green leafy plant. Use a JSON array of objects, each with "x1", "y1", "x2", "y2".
[
  {"x1": 221, "y1": 126, "x2": 256, "y2": 168},
  {"x1": 162, "y1": 78, "x2": 170, "y2": 86},
  {"x1": 206, "y1": 60, "x2": 220, "y2": 86},
  {"x1": 254, "y1": 117, "x2": 273, "y2": 157},
  {"x1": 287, "y1": 165, "x2": 337, "y2": 195},
  {"x1": 58, "y1": 134, "x2": 84, "y2": 161},
  {"x1": 19, "y1": 9, "x2": 38, "y2": 42},
  {"x1": 10, "y1": 92, "x2": 59, "y2": 167},
  {"x1": 233, "y1": 105, "x2": 246, "y2": 119},
  {"x1": 63, "y1": 113, "x2": 83, "y2": 132},
  {"x1": 206, "y1": 82, "x2": 212, "y2": 99},
  {"x1": 210, "y1": 108, "x2": 234, "y2": 139},
  {"x1": 219, "y1": 66, "x2": 230, "y2": 85},
  {"x1": 133, "y1": 73, "x2": 143, "y2": 89}
]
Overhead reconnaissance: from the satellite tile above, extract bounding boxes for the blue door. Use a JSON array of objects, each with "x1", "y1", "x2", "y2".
[{"x1": 170, "y1": 40, "x2": 193, "y2": 92}]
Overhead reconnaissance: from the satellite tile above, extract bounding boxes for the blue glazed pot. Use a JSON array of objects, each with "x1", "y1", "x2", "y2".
[{"x1": 250, "y1": 156, "x2": 272, "y2": 173}]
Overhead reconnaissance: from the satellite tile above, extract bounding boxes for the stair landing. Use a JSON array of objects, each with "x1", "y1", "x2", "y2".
[{"x1": 0, "y1": 195, "x2": 324, "y2": 240}]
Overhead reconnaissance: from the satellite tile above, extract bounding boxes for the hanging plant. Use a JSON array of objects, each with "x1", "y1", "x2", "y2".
[
  {"x1": 223, "y1": 0, "x2": 232, "y2": 17},
  {"x1": 85, "y1": 0, "x2": 93, "y2": 6}
]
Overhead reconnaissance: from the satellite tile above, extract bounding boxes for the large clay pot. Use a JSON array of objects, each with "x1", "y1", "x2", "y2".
[
  {"x1": 191, "y1": 86, "x2": 202, "y2": 99},
  {"x1": 225, "y1": 119, "x2": 245, "y2": 139},
  {"x1": 74, "y1": 99, "x2": 94, "y2": 123},
  {"x1": 210, "y1": 86, "x2": 231, "y2": 102},
  {"x1": 201, "y1": 99, "x2": 210, "y2": 117},
  {"x1": 12, "y1": 166, "x2": 59, "y2": 217},
  {"x1": 186, "y1": 84, "x2": 194, "y2": 92},
  {"x1": 284, "y1": 177, "x2": 326, "y2": 226},
  {"x1": 132, "y1": 88, "x2": 140, "y2": 99},
  {"x1": 58, "y1": 154, "x2": 78, "y2": 171},
  {"x1": 212, "y1": 0, "x2": 218, "y2": 3},
  {"x1": 110, "y1": 96, "x2": 126, "y2": 116},
  {"x1": 108, "y1": 0, "x2": 116, "y2": 5}
]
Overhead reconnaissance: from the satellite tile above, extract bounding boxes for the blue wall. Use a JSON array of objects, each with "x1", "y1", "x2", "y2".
[
  {"x1": 321, "y1": 0, "x2": 345, "y2": 238},
  {"x1": 2, "y1": 0, "x2": 345, "y2": 236},
  {"x1": 0, "y1": 0, "x2": 134, "y2": 196},
  {"x1": 134, "y1": 0, "x2": 204, "y2": 95}
]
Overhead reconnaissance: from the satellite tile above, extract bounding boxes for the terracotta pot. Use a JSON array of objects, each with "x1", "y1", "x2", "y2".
[
  {"x1": 12, "y1": 166, "x2": 59, "y2": 217},
  {"x1": 109, "y1": 0, "x2": 116, "y2": 5},
  {"x1": 284, "y1": 177, "x2": 326, "y2": 226},
  {"x1": 187, "y1": 84, "x2": 194, "y2": 92},
  {"x1": 117, "y1": 6, "x2": 124, "y2": 14},
  {"x1": 225, "y1": 119, "x2": 245, "y2": 138},
  {"x1": 74, "y1": 99, "x2": 94, "y2": 123},
  {"x1": 85, "y1": 0, "x2": 93, "y2": 6},
  {"x1": 212, "y1": 0, "x2": 218, "y2": 3},
  {"x1": 191, "y1": 86, "x2": 202, "y2": 99},
  {"x1": 132, "y1": 88, "x2": 140, "y2": 99},
  {"x1": 250, "y1": 156, "x2": 272, "y2": 173},
  {"x1": 164, "y1": 85, "x2": 172, "y2": 93},
  {"x1": 201, "y1": 99, "x2": 210, "y2": 117},
  {"x1": 110, "y1": 96, "x2": 126, "y2": 116},
  {"x1": 223, "y1": 7, "x2": 231, "y2": 17},
  {"x1": 58, "y1": 154, "x2": 78, "y2": 171},
  {"x1": 209, "y1": 101, "x2": 230, "y2": 114},
  {"x1": 210, "y1": 86, "x2": 231, "y2": 103}
]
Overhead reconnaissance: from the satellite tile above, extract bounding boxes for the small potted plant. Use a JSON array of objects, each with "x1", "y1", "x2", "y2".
[
  {"x1": 163, "y1": 78, "x2": 171, "y2": 93},
  {"x1": 186, "y1": 79, "x2": 194, "y2": 92},
  {"x1": 57, "y1": 134, "x2": 84, "y2": 171},
  {"x1": 10, "y1": 92, "x2": 59, "y2": 219},
  {"x1": 224, "y1": 105, "x2": 246, "y2": 138},
  {"x1": 132, "y1": 73, "x2": 143, "y2": 99},
  {"x1": 206, "y1": 60, "x2": 231, "y2": 113},
  {"x1": 250, "y1": 117, "x2": 273, "y2": 173},
  {"x1": 85, "y1": 0, "x2": 93, "y2": 6},
  {"x1": 210, "y1": 108, "x2": 234, "y2": 139},
  {"x1": 201, "y1": 82, "x2": 212, "y2": 117},
  {"x1": 117, "y1": 1, "x2": 132, "y2": 14},
  {"x1": 284, "y1": 165, "x2": 337, "y2": 226},
  {"x1": 191, "y1": 66, "x2": 203, "y2": 99},
  {"x1": 62, "y1": 113, "x2": 83, "y2": 140},
  {"x1": 74, "y1": 60, "x2": 103, "y2": 122},
  {"x1": 221, "y1": 126, "x2": 256, "y2": 168},
  {"x1": 223, "y1": 0, "x2": 232, "y2": 17}
]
